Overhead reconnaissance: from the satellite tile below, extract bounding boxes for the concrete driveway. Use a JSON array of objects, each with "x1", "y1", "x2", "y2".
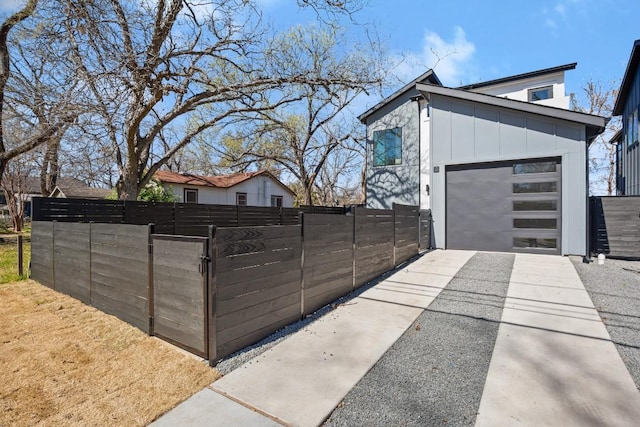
[{"x1": 153, "y1": 250, "x2": 640, "y2": 427}]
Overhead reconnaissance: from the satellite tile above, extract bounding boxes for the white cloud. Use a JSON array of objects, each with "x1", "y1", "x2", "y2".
[
  {"x1": 544, "y1": 0, "x2": 588, "y2": 28},
  {"x1": 391, "y1": 26, "x2": 476, "y2": 87}
]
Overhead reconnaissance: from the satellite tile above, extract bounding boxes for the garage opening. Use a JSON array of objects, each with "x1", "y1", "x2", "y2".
[{"x1": 446, "y1": 158, "x2": 561, "y2": 254}]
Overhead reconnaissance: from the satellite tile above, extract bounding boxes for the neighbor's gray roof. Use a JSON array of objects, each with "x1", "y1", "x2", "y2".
[
  {"x1": 613, "y1": 40, "x2": 640, "y2": 116},
  {"x1": 52, "y1": 186, "x2": 110, "y2": 199},
  {"x1": 358, "y1": 69, "x2": 442, "y2": 123},
  {"x1": 416, "y1": 83, "x2": 607, "y2": 142},
  {"x1": 457, "y1": 63, "x2": 577, "y2": 90}
]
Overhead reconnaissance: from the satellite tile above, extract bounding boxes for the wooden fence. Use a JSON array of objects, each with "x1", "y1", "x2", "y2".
[
  {"x1": 32, "y1": 197, "x2": 344, "y2": 235},
  {"x1": 30, "y1": 204, "x2": 422, "y2": 364},
  {"x1": 591, "y1": 196, "x2": 640, "y2": 259},
  {"x1": 31, "y1": 222, "x2": 151, "y2": 332}
]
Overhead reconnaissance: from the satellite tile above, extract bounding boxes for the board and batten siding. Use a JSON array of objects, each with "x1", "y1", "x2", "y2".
[
  {"x1": 365, "y1": 90, "x2": 421, "y2": 210},
  {"x1": 619, "y1": 63, "x2": 640, "y2": 196},
  {"x1": 429, "y1": 94, "x2": 588, "y2": 256}
]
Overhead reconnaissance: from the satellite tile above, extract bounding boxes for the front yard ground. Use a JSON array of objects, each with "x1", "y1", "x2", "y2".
[{"x1": 0, "y1": 280, "x2": 219, "y2": 426}]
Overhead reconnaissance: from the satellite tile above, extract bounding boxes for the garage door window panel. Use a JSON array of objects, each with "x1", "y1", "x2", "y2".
[
  {"x1": 513, "y1": 200, "x2": 558, "y2": 211},
  {"x1": 513, "y1": 218, "x2": 557, "y2": 229},
  {"x1": 513, "y1": 237, "x2": 557, "y2": 249},
  {"x1": 513, "y1": 161, "x2": 557, "y2": 174},
  {"x1": 513, "y1": 182, "x2": 557, "y2": 193}
]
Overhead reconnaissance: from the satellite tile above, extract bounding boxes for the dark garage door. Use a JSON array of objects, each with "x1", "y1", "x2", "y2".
[{"x1": 446, "y1": 158, "x2": 561, "y2": 254}]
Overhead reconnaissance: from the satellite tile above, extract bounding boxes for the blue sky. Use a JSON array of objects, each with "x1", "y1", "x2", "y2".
[
  {"x1": 258, "y1": 0, "x2": 639, "y2": 108},
  {"x1": 2, "y1": 0, "x2": 637, "y2": 106}
]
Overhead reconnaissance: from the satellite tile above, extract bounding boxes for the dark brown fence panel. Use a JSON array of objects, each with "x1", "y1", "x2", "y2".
[
  {"x1": 53, "y1": 222, "x2": 91, "y2": 304},
  {"x1": 299, "y1": 205, "x2": 345, "y2": 215},
  {"x1": 282, "y1": 208, "x2": 302, "y2": 225},
  {"x1": 91, "y1": 224, "x2": 150, "y2": 333},
  {"x1": 125, "y1": 202, "x2": 175, "y2": 234},
  {"x1": 33, "y1": 197, "x2": 125, "y2": 223},
  {"x1": 302, "y1": 214, "x2": 354, "y2": 315},
  {"x1": 239, "y1": 206, "x2": 283, "y2": 227},
  {"x1": 30, "y1": 221, "x2": 54, "y2": 288},
  {"x1": 153, "y1": 236, "x2": 209, "y2": 357},
  {"x1": 354, "y1": 208, "x2": 394, "y2": 288},
  {"x1": 591, "y1": 196, "x2": 640, "y2": 259},
  {"x1": 215, "y1": 225, "x2": 302, "y2": 360},
  {"x1": 394, "y1": 203, "x2": 419, "y2": 265},
  {"x1": 175, "y1": 204, "x2": 217, "y2": 236}
]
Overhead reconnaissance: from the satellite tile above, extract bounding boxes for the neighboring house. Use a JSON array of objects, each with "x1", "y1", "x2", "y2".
[
  {"x1": 154, "y1": 170, "x2": 295, "y2": 207},
  {"x1": 611, "y1": 39, "x2": 640, "y2": 196},
  {"x1": 1, "y1": 177, "x2": 106, "y2": 219},
  {"x1": 360, "y1": 64, "x2": 606, "y2": 256},
  {"x1": 49, "y1": 185, "x2": 110, "y2": 199}
]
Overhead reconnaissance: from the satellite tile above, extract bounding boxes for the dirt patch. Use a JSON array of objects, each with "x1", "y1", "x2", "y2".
[{"x1": 0, "y1": 280, "x2": 220, "y2": 426}]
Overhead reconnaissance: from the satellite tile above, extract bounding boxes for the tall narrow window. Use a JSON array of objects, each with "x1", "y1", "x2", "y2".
[
  {"x1": 373, "y1": 127, "x2": 402, "y2": 166},
  {"x1": 184, "y1": 188, "x2": 198, "y2": 203},
  {"x1": 236, "y1": 192, "x2": 247, "y2": 206},
  {"x1": 271, "y1": 195, "x2": 283, "y2": 207}
]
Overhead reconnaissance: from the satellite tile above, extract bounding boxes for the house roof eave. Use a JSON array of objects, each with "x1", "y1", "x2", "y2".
[
  {"x1": 457, "y1": 63, "x2": 577, "y2": 91},
  {"x1": 358, "y1": 69, "x2": 442, "y2": 124}
]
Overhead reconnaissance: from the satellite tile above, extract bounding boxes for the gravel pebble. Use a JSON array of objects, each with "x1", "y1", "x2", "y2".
[
  {"x1": 323, "y1": 252, "x2": 514, "y2": 427},
  {"x1": 570, "y1": 256, "x2": 640, "y2": 390}
]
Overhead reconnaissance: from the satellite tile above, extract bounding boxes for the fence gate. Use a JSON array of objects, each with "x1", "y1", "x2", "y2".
[{"x1": 151, "y1": 235, "x2": 210, "y2": 358}]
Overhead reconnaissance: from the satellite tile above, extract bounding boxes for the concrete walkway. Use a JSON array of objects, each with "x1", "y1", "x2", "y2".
[
  {"x1": 152, "y1": 251, "x2": 640, "y2": 427},
  {"x1": 476, "y1": 254, "x2": 640, "y2": 426},
  {"x1": 152, "y1": 249, "x2": 474, "y2": 426}
]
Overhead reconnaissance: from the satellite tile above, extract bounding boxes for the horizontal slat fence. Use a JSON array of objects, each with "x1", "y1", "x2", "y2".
[
  {"x1": 32, "y1": 197, "x2": 345, "y2": 235},
  {"x1": 393, "y1": 203, "x2": 420, "y2": 265},
  {"x1": 302, "y1": 214, "x2": 354, "y2": 315},
  {"x1": 30, "y1": 221, "x2": 151, "y2": 333},
  {"x1": 354, "y1": 208, "x2": 395, "y2": 288},
  {"x1": 591, "y1": 196, "x2": 640, "y2": 259},
  {"x1": 30, "y1": 204, "x2": 422, "y2": 364},
  {"x1": 214, "y1": 226, "x2": 302, "y2": 360}
]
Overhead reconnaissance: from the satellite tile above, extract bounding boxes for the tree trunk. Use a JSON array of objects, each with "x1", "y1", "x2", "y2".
[{"x1": 40, "y1": 137, "x2": 60, "y2": 196}]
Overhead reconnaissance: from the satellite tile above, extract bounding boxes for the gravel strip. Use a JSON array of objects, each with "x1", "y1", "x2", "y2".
[
  {"x1": 323, "y1": 252, "x2": 514, "y2": 427},
  {"x1": 570, "y1": 256, "x2": 640, "y2": 390}
]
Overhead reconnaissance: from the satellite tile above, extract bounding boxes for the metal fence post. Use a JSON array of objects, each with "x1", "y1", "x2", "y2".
[
  {"x1": 299, "y1": 212, "x2": 305, "y2": 317},
  {"x1": 392, "y1": 204, "x2": 397, "y2": 267},
  {"x1": 52, "y1": 220, "x2": 56, "y2": 290},
  {"x1": 148, "y1": 223, "x2": 155, "y2": 335},
  {"x1": 352, "y1": 207, "x2": 357, "y2": 290},
  {"x1": 17, "y1": 235, "x2": 23, "y2": 277}
]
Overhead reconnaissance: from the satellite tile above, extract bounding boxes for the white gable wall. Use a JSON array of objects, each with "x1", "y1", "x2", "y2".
[
  {"x1": 163, "y1": 175, "x2": 294, "y2": 207},
  {"x1": 468, "y1": 72, "x2": 570, "y2": 109}
]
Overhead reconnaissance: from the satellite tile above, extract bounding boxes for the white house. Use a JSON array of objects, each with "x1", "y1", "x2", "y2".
[
  {"x1": 154, "y1": 170, "x2": 296, "y2": 207},
  {"x1": 359, "y1": 63, "x2": 606, "y2": 256}
]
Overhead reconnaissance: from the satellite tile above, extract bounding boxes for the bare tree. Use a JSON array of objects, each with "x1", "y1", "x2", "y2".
[
  {"x1": 572, "y1": 78, "x2": 620, "y2": 195},
  {"x1": 1, "y1": 148, "x2": 37, "y2": 232},
  {"x1": 220, "y1": 25, "x2": 384, "y2": 205},
  {"x1": 55, "y1": 0, "x2": 376, "y2": 200}
]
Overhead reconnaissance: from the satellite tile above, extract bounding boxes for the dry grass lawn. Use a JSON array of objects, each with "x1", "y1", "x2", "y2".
[{"x1": 0, "y1": 280, "x2": 220, "y2": 426}]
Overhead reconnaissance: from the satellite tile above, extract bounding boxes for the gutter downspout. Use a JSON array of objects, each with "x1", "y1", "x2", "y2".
[{"x1": 584, "y1": 139, "x2": 591, "y2": 263}]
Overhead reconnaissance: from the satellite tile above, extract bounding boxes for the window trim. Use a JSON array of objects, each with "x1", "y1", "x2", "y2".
[
  {"x1": 236, "y1": 192, "x2": 247, "y2": 206},
  {"x1": 528, "y1": 85, "x2": 554, "y2": 102},
  {"x1": 184, "y1": 188, "x2": 198, "y2": 204},
  {"x1": 270, "y1": 195, "x2": 283, "y2": 207}
]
